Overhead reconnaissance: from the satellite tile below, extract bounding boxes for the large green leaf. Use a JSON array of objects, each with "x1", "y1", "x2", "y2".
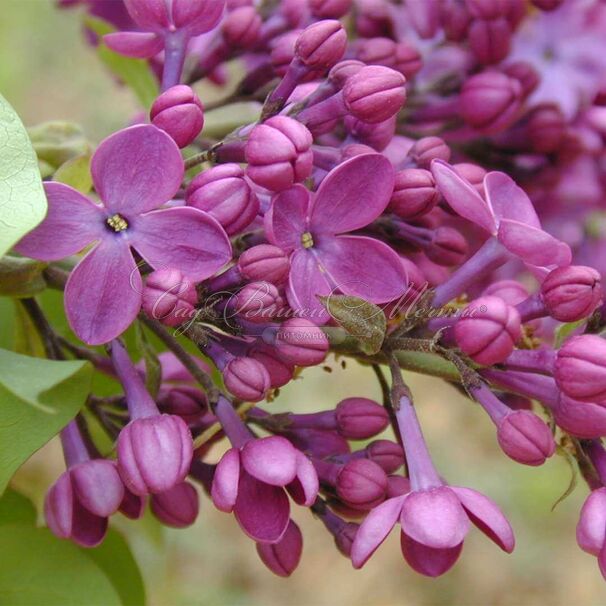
[
  {"x1": 0, "y1": 349, "x2": 93, "y2": 494},
  {"x1": 0, "y1": 525, "x2": 121, "y2": 606},
  {"x1": 85, "y1": 17, "x2": 159, "y2": 109},
  {"x1": 0, "y1": 488, "x2": 36, "y2": 526},
  {"x1": 0, "y1": 94, "x2": 47, "y2": 259}
]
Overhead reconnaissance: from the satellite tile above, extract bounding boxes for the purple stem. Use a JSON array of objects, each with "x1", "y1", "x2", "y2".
[
  {"x1": 297, "y1": 91, "x2": 347, "y2": 127},
  {"x1": 280, "y1": 411, "x2": 337, "y2": 431},
  {"x1": 214, "y1": 395, "x2": 253, "y2": 448},
  {"x1": 268, "y1": 59, "x2": 309, "y2": 107},
  {"x1": 312, "y1": 457, "x2": 341, "y2": 485},
  {"x1": 503, "y1": 348, "x2": 556, "y2": 375},
  {"x1": 162, "y1": 31, "x2": 188, "y2": 91},
  {"x1": 481, "y1": 369, "x2": 559, "y2": 407},
  {"x1": 203, "y1": 339, "x2": 234, "y2": 371},
  {"x1": 469, "y1": 382, "x2": 510, "y2": 425},
  {"x1": 516, "y1": 293, "x2": 547, "y2": 322},
  {"x1": 215, "y1": 139, "x2": 247, "y2": 163},
  {"x1": 60, "y1": 420, "x2": 91, "y2": 467},
  {"x1": 207, "y1": 265, "x2": 242, "y2": 292}
]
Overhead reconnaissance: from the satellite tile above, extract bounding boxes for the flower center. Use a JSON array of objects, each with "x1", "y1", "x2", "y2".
[
  {"x1": 106, "y1": 214, "x2": 129, "y2": 232},
  {"x1": 301, "y1": 231, "x2": 314, "y2": 249}
]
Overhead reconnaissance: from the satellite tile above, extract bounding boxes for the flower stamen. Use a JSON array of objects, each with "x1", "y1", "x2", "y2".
[{"x1": 106, "y1": 214, "x2": 129, "y2": 232}]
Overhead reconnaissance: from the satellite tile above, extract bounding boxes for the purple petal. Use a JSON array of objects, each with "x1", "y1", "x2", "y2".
[
  {"x1": 265, "y1": 185, "x2": 310, "y2": 252},
  {"x1": 211, "y1": 447, "x2": 241, "y2": 513},
  {"x1": 497, "y1": 220, "x2": 572, "y2": 267},
  {"x1": 317, "y1": 235, "x2": 407, "y2": 303},
  {"x1": 450, "y1": 486, "x2": 515, "y2": 553},
  {"x1": 123, "y1": 0, "x2": 170, "y2": 29},
  {"x1": 15, "y1": 182, "x2": 105, "y2": 261},
  {"x1": 484, "y1": 172, "x2": 540, "y2": 228},
  {"x1": 351, "y1": 496, "x2": 405, "y2": 568},
  {"x1": 172, "y1": 0, "x2": 225, "y2": 34},
  {"x1": 285, "y1": 249, "x2": 333, "y2": 324},
  {"x1": 70, "y1": 460, "x2": 124, "y2": 518},
  {"x1": 103, "y1": 31, "x2": 164, "y2": 58},
  {"x1": 431, "y1": 160, "x2": 497, "y2": 234},
  {"x1": 65, "y1": 239, "x2": 141, "y2": 345},
  {"x1": 400, "y1": 532, "x2": 463, "y2": 577},
  {"x1": 91, "y1": 125, "x2": 184, "y2": 215},
  {"x1": 309, "y1": 154, "x2": 395, "y2": 235},
  {"x1": 287, "y1": 452, "x2": 319, "y2": 506},
  {"x1": 70, "y1": 500, "x2": 108, "y2": 548},
  {"x1": 256, "y1": 519, "x2": 303, "y2": 577},
  {"x1": 577, "y1": 488, "x2": 606, "y2": 556},
  {"x1": 241, "y1": 437, "x2": 298, "y2": 486},
  {"x1": 130, "y1": 207, "x2": 232, "y2": 280},
  {"x1": 234, "y1": 472, "x2": 290, "y2": 543},
  {"x1": 44, "y1": 473, "x2": 74, "y2": 540},
  {"x1": 400, "y1": 487, "x2": 470, "y2": 549}
]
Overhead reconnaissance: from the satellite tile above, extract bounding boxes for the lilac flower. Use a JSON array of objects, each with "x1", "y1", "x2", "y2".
[
  {"x1": 265, "y1": 153, "x2": 407, "y2": 321},
  {"x1": 16, "y1": 125, "x2": 231, "y2": 345}
]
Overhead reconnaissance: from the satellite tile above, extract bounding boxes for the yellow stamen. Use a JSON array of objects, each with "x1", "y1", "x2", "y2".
[
  {"x1": 301, "y1": 232, "x2": 314, "y2": 249},
  {"x1": 106, "y1": 214, "x2": 129, "y2": 232}
]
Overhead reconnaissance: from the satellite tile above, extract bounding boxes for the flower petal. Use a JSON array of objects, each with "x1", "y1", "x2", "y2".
[
  {"x1": 172, "y1": 0, "x2": 225, "y2": 34},
  {"x1": 103, "y1": 31, "x2": 164, "y2": 58},
  {"x1": 317, "y1": 235, "x2": 407, "y2": 303},
  {"x1": 241, "y1": 437, "x2": 298, "y2": 486},
  {"x1": 310, "y1": 154, "x2": 395, "y2": 235},
  {"x1": 15, "y1": 182, "x2": 105, "y2": 261},
  {"x1": 400, "y1": 532, "x2": 463, "y2": 577},
  {"x1": 70, "y1": 460, "x2": 124, "y2": 518},
  {"x1": 65, "y1": 239, "x2": 141, "y2": 345},
  {"x1": 431, "y1": 160, "x2": 497, "y2": 234},
  {"x1": 484, "y1": 171, "x2": 540, "y2": 228},
  {"x1": 234, "y1": 472, "x2": 290, "y2": 543},
  {"x1": 211, "y1": 447, "x2": 241, "y2": 513},
  {"x1": 70, "y1": 500, "x2": 108, "y2": 548},
  {"x1": 497, "y1": 220, "x2": 572, "y2": 267},
  {"x1": 265, "y1": 185, "x2": 310, "y2": 252},
  {"x1": 91, "y1": 125, "x2": 184, "y2": 215},
  {"x1": 577, "y1": 488, "x2": 606, "y2": 556},
  {"x1": 450, "y1": 486, "x2": 514, "y2": 553},
  {"x1": 287, "y1": 452, "x2": 319, "y2": 506},
  {"x1": 130, "y1": 207, "x2": 231, "y2": 280},
  {"x1": 351, "y1": 496, "x2": 405, "y2": 568},
  {"x1": 400, "y1": 487, "x2": 470, "y2": 549},
  {"x1": 124, "y1": 0, "x2": 170, "y2": 30}
]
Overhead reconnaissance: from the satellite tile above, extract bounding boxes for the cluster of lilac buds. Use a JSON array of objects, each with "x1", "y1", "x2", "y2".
[{"x1": 13, "y1": 0, "x2": 606, "y2": 585}]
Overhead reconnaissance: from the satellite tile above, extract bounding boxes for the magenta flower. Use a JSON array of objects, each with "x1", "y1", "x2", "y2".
[
  {"x1": 265, "y1": 153, "x2": 407, "y2": 322},
  {"x1": 16, "y1": 125, "x2": 231, "y2": 345}
]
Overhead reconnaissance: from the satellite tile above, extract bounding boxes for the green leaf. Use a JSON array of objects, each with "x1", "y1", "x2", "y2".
[
  {"x1": 83, "y1": 529, "x2": 146, "y2": 606},
  {"x1": 85, "y1": 16, "x2": 159, "y2": 109},
  {"x1": 0, "y1": 255, "x2": 47, "y2": 297},
  {"x1": 0, "y1": 525, "x2": 121, "y2": 606},
  {"x1": 13, "y1": 301, "x2": 46, "y2": 358},
  {"x1": 54, "y1": 153, "x2": 93, "y2": 194},
  {"x1": 319, "y1": 295, "x2": 387, "y2": 355},
  {"x1": 0, "y1": 488, "x2": 36, "y2": 526},
  {"x1": 134, "y1": 321, "x2": 161, "y2": 398},
  {"x1": 554, "y1": 320, "x2": 585, "y2": 349},
  {"x1": 0, "y1": 349, "x2": 93, "y2": 494},
  {"x1": 0, "y1": 94, "x2": 48, "y2": 260},
  {"x1": 28, "y1": 121, "x2": 90, "y2": 170}
]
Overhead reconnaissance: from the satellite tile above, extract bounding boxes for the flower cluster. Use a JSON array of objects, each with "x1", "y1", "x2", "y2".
[{"x1": 19, "y1": 0, "x2": 606, "y2": 581}]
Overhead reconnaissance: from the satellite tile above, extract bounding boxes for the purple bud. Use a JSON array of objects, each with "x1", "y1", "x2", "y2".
[
  {"x1": 482, "y1": 279, "x2": 529, "y2": 306},
  {"x1": 336, "y1": 459, "x2": 388, "y2": 510},
  {"x1": 531, "y1": 0, "x2": 563, "y2": 10},
  {"x1": 274, "y1": 319, "x2": 329, "y2": 367},
  {"x1": 343, "y1": 115, "x2": 396, "y2": 151},
  {"x1": 440, "y1": 0, "x2": 471, "y2": 42},
  {"x1": 335, "y1": 398, "x2": 390, "y2": 439},
  {"x1": 527, "y1": 104, "x2": 565, "y2": 153},
  {"x1": 142, "y1": 268, "x2": 197, "y2": 328},
  {"x1": 496, "y1": 411, "x2": 556, "y2": 466},
  {"x1": 328, "y1": 59, "x2": 365, "y2": 88},
  {"x1": 388, "y1": 168, "x2": 440, "y2": 220},
  {"x1": 295, "y1": 20, "x2": 347, "y2": 69},
  {"x1": 367, "y1": 440, "x2": 405, "y2": 473},
  {"x1": 309, "y1": 0, "x2": 352, "y2": 18},
  {"x1": 541, "y1": 265, "x2": 602, "y2": 322},
  {"x1": 186, "y1": 164, "x2": 260, "y2": 235},
  {"x1": 69, "y1": 460, "x2": 125, "y2": 518},
  {"x1": 245, "y1": 116, "x2": 313, "y2": 191},
  {"x1": 555, "y1": 336, "x2": 606, "y2": 404},
  {"x1": 455, "y1": 296, "x2": 522, "y2": 365},
  {"x1": 223, "y1": 357, "x2": 271, "y2": 401},
  {"x1": 343, "y1": 65, "x2": 407, "y2": 124},
  {"x1": 222, "y1": 6, "x2": 262, "y2": 49},
  {"x1": 150, "y1": 481, "x2": 199, "y2": 528},
  {"x1": 238, "y1": 244, "x2": 290, "y2": 284},
  {"x1": 270, "y1": 31, "x2": 301, "y2": 77},
  {"x1": 150, "y1": 85, "x2": 204, "y2": 148},
  {"x1": 386, "y1": 475, "x2": 412, "y2": 498},
  {"x1": 502, "y1": 61, "x2": 540, "y2": 97},
  {"x1": 460, "y1": 71, "x2": 522, "y2": 134},
  {"x1": 453, "y1": 162, "x2": 487, "y2": 195},
  {"x1": 409, "y1": 137, "x2": 451, "y2": 170},
  {"x1": 234, "y1": 281, "x2": 284, "y2": 324},
  {"x1": 334, "y1": 522, "x2": 359, "y2": 556},
  {"x1": 576, "y1": 488, "x2": 606, "y2": 559},
  {"x1": 465, "y1": 0, "x2": 509, "y2": 19},
  {"x1": 117, "y1": 414, "x2": 194, "y2": 496},
  {"x1": 256, "y1": 519, "x2": 303, "y2": 576},
  {"x1": 468, "y1": 17, "x2": 511, "y2": 65},
  {"x1": 249, "y1": 343, "x2": 295, "y2": 389},
  {"x1": 157, "y1": 385, "x2": 209, "y2": 421},
  {"x1": 119, "y1": 487, "x2": 146, "y2": 520},
  {"x1": 425, "y1": 226, "x2": 468, "y2": 267},
  {"x1": 356, "y1": 37, "x2": 422, "y2": 79}
]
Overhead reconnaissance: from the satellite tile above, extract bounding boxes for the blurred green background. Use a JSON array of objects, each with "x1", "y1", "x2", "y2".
[{"x1": 1, "y1": 2, "x2": 605, "y2": 605}]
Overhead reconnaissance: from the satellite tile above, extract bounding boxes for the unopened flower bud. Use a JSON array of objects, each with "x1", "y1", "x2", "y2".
[
  {"x1": 334, "y1": 522, "x2": 358, "y2": 556},
  {"x1": 388, "y1": 168, "x2": 440, "y2": 219},
  {"x1": 238, "y1": 244, "x2": 290, "y2": 284},
  {"x1": 151, "y1": 481, "x2": 199, "y2": 528},
  {"x1": 441, "y1": 0, "x2": 471, "y2": 41},
  {"x1": 150, "y1": 85, "x2": 204, "y2": 148},
  {"x1": 527, "y1": 104, "x2": 565, "y2": 153},
  {"x1": 274, "y1": 319, "x2": 329, "y2": 367},
  {"x1": 356, "y1": 37, "x2": 422, "y2": 79},
  {"x1": 142, "y1": 268, "x2": 197, "y2": 328},
  {"x1": 296, "y1": 20, "x2": 347, "y2": 69},
  {"x1": 309, "y1": 0, "x2": 352, "y2": 18},
  {"x1": 531, "y1": 0, "x2": 563, "y2": 10},
  {"x1": 328, "y1": 60, "x2": 365, "y2": 88},
  {"x1": 336, "y1": 459, "x2": 388, "y2": 510},
  {"x1": 366, "y1": 440, "x2": 405, "y2": 473},
  {"x1": 455, "y1": 296, "x2": 522, "y2": 365},
  {"x1": 223, "y1": 357, "x2": 271, "y2": 401},
  {"x1": 465, "y1": 0, "x2": 509, "y2": 19},
  {"x1": 249, "y1": 343, "x2": 295, "y2": 388},
  {"x1": 468, "y1": 17, "x2": 511, "y2": 65},
  {"x1": 256, "y1": 520, "x2": 303, "y2": 576},
  {"x1": 234, "y1": 281, "x2": 284, "y2": 324},
  {"x1": 386, "y1": 475, "x2": 411, "y2": 498},
  {"x1": 409, "y1": 137, "x2": 451, "y2": 170},
  {"x1": 335, "y1": 398, "x2": 389, "y2": 439},
  {"x1": 503, "y1": 61, "x2": 540, "y2": 97},
  {"x1": 222, "y1": 6, "x2": 262, "y2": 48},
  {"x1": 157, "y1": 385, "x2": 209, "y2": 422},
  {"x1": 496, "y1": 411, "x2": 556, "y2": 466},
  {"x1": 425, "y1": 227, "x2": 468, "y2": 267}
]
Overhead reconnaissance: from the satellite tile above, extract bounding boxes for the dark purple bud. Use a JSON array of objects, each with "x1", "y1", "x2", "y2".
[
  {"x1": 425, "y1": 226, "x2": 468, "y2": 267},
  {"x1": 335, "y1": 398, "x2": 390, "y2": 440},
  {"x1": 119, "y1": 487, "x2": 146, "y2": 520},
  {"x1": 502, "y1": 61, "x2": 540, "y2": 97},
  {"x1": 142, "y1": 268, "x2": 197, "y2": 328},
  {"x1": 270, "y1": 31, "x2": 301, "y2": 77},
  {"x1": 222, "y1": 6, "x2": 262, "y2": 49},
  {"x1": 295, "y1": 20, "x2": 347, "y2": 69},
  {"x1": 186, "y1": 164, "x2": 260, "y2": 236},
  {"x1": 468, "y1": 17, "x2": 512, "y2": 65},
  {"x1": 334, "y1": 522, "x2": 359, "y2": 556},
  {"x1": 309, "y1": 0, "x2": 352, "y2": 18},
  {"x1": 501, "y1": 393, "x2": 533, "y2": 411},
  {"x1": 151, "y1": 481, "x2": 199, "y2": 528},
  {"x1": 223, "y1": 357, "x2": 271, "y2": 401},
  {"x1": 343, "y1": 115, "x2": 396, "y2": 151},
  {"x1": 497, "y1": 411, "x2": 556, "y2": 466},
  {"x1": 482, "y1": 279, "x2": 529, "y2": 306},
  {"x1": 386, "y1": 475, "x2": 412, "y2": 498},
  {"x1": 453, "y1": 162, "x2": 487, "y2": 195},
  {"x1": 465, "y1": 0, "x2": 509, "y2": 19},
  {"x1": 274, "y1": 319, "x2": 329, "y2": 367},
  {"x1": 527, "y1": 104, "x2": 565, "y2": 153},
  {"x1": 388, "y1": 169, "x2": 440, "y2": 220},
  {"x1": 367, "y1": 440, "x2": 405, "y2": 473},
  {"x1": 234, "y1": 281, "x2": 284, "y2": 324},
  {"x1": 328, "y1": 59, "x2": 365, "y2": 88},
  {"x1": 343, "y1": 65, "x2": 407, "y2": 124},
  {"x1": 460, "y1": 71, "x2": 522, "y2": 134},
  {"x1": 541, "y1": 265, "x2": 602, "y2": 322},
  {"x1": 555, "y1": 336, "x2": 606, "y2": 403},
  {"x1": 238, "y1": 244, "x2": 290, "y2": 284},
  {"x1": 531, "y1": 0, "x2": 563, "y2": 10},
  {"x1": 455, "y1": 296, "x2": 522, "y2": 365},
  {"x1": 356, "y1": 37, "x2": 422, "y2": 79},
  {"x1": 245, "y1": 116, "x2": 313, "y2": 191},
  {"x1": 256, "y1": 519, "x2": 303, "y2": 576},
  {"x1": 336, "y1": 459, "x2": 388, "y2": 511},
  {"x1": 249, "y1": 343, "x2": 295, "y2": 389},
  {"x1": 117, "y1": 414, "x2": 193, "y2": 496},
  {"x1": 157, "y1": 385, "x2": 209, "y2": 422},
  {"x1": 150, "y1": 85, "x2": 204, "y2": 148},
  {"x1": 441, "y1": 0, "x2": 471, "y2": 41},
  {"x1": 410, "y1": 137, "x2": 451, "y2": 170}
]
